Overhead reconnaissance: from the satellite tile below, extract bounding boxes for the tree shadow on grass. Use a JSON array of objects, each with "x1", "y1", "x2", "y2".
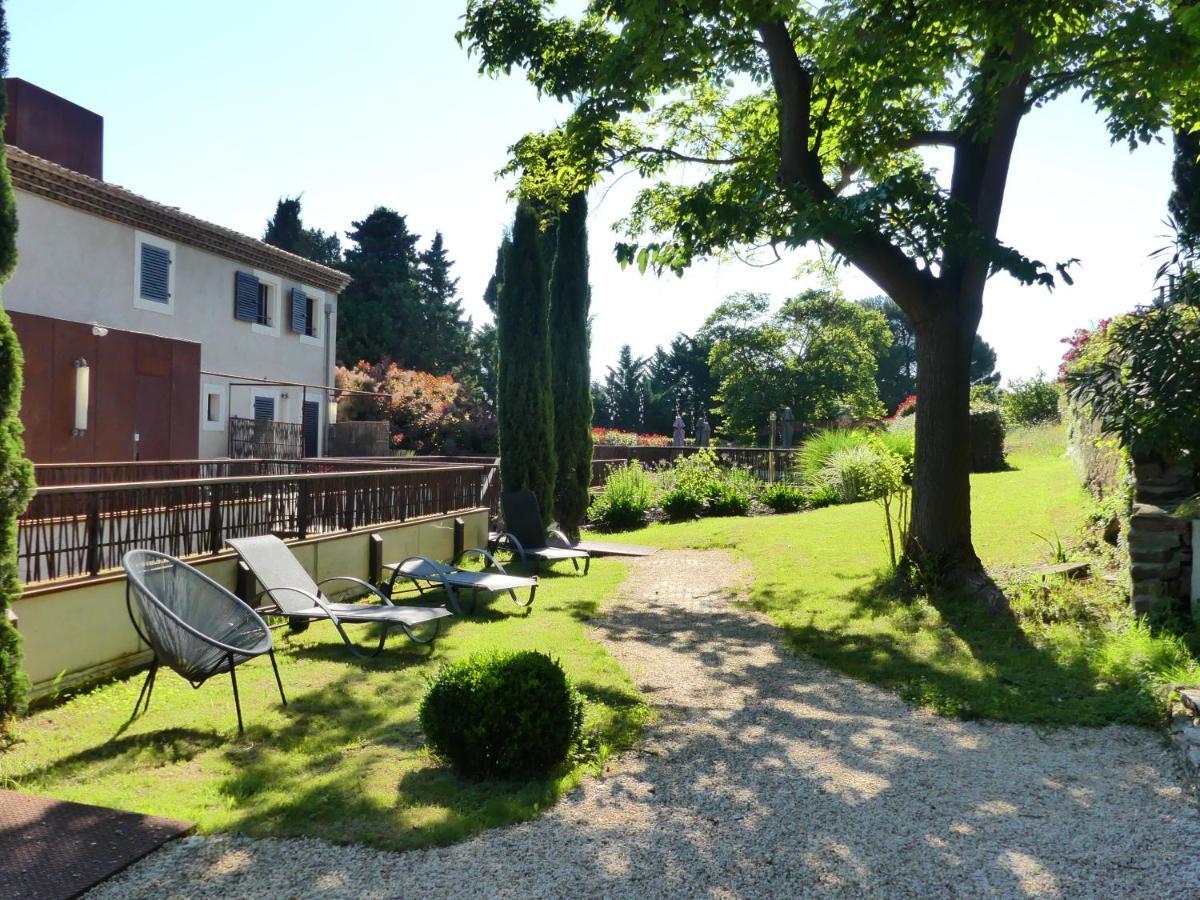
[
  {"x1": 755, "y1": 569, "x2": 1163, "y2": 727},
  {"x1": 8, "y1": 728, "x2": 224, "y2": 789}
]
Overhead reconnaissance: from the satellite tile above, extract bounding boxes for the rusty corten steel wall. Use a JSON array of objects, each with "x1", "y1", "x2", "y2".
[
  {"x1": 4, "y1": 79, "x2": 104, "y2": 180},
  {"x1": 10, "y1": 311, "x2": 200, "y2": 463}
]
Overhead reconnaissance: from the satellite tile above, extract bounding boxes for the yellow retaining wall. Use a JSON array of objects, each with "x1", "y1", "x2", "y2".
[{"x1": 15, "y1": 509, "x2": 488, "y2": 698}]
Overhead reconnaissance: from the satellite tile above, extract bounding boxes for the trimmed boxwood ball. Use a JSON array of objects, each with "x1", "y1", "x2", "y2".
[{"x1": 419, "y1": 650, "x2": 584, "y2": 779}]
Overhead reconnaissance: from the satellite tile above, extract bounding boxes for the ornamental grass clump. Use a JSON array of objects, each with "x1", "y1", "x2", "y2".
[
  {"x1": 590, "y1": 461, "x2": 654, "y2": 530},
  {"x1": 419, "y1": 650, "x2": 584, "y2": 780},
  {"x1": 760, "y1": 482, "x2": 807, "y2": 513}
]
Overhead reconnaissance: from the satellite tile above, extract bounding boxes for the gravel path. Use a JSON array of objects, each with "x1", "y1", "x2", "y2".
[{"x1": 92, "y1": 550, "x2": 1200, "y2": 898}]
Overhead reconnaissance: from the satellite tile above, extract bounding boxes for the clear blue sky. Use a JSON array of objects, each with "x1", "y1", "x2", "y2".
[{"x1": 7, "y1": 0, "x2": 1175, "y2": 382}]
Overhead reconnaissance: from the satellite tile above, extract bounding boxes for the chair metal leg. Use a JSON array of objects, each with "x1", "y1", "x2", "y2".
[
  {"x1": 268, "y1": 649, "x2": 287, "y2": 707},
  {"x1": 228, "y1": 654, "x2": 245, "y2": 735},
  {"x1": 131, "y1": 658, "x2": 158, "y2": 719}
]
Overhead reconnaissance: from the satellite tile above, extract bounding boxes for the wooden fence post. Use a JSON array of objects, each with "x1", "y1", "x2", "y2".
[
  {"x1": 369, "y1": 533, "x2": 383, "y2": 587},
  {"x1": 208, "y1": 483, "x2": 223, "y2": 554},
  {"x1": 297, "y1": 481, "x2": 310, "y2": 540},
  {"x1": 85, "y1": 493, "x2": 101, "y2": 576}
]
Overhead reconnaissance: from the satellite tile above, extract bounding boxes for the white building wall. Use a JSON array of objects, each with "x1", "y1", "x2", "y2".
[{"x1": 6, "y1": 190, "x2": 339, "y2": 457}]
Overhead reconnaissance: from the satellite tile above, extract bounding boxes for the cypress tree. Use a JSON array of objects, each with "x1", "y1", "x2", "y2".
[
  {"x1": 0, "y1": 1, "x2": 37, "y2": 720},
  {"x1": 549, "y1": 193, "x2": 592, "y2": 536},
  {"x1": 497, "y1": 203, "x2": 556, "y2": 517},
  {"x1": 1171, "y1": 128, "x2": 1200, "y2": 253}
]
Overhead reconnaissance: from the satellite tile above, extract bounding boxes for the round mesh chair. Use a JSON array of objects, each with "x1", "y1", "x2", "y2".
[{"x1": 124, "y1": 550, "x2": 286, "y2": 734}]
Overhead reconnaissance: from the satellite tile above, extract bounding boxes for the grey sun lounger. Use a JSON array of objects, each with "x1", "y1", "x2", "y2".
[
  {"x1": 383, "y1": 548, "x2": 538, "y2": 617},
  {"x1": 496, "y1": 491, "x2": 591, "y2": 575},
  {"x1": 226, "y1": 535, "x2": 452, "y2": 656}
]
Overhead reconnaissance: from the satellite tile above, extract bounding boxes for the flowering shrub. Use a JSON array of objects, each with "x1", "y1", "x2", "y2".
[
  {"x1": 591, "y1": 427, "x2": 671, "y2": 447},
  {"x1": 893, "y1": 395, "x2": 917, "y2": 418},
  {"x1": 1064, "y1": 306, "x2": 1200, "y2": 458},
  {"x1": 336, "y1": 359, "x2": 496, "y2": 454},
  {"x1": 1058, "y1": 318, "x2": 1111, "y2": 381}
]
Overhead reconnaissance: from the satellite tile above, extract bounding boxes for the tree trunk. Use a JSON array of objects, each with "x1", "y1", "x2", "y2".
[{"x1": 908, "y1": 301, "x2": 1002, "y2": 606}]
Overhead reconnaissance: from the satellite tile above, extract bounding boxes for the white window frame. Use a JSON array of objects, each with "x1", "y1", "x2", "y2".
[
  {"x1": 299, "y1": 286, "x2": 325, "y2": 347},
  {"x1": 251, "y1": 270, "x2": 282, "y2": 337},
  {"x1": 133, "y1": 231, "x2": 176, "y2": 315},
  {"x1": 201, "y1": 383, "x2": 225, "y2": 432}
]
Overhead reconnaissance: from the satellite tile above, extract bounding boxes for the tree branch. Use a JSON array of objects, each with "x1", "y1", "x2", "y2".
[
  {"x1": 756, "y1": 16, "x2": 938, "y2": 315},
  {"x1": 614, "y1": 146, "x2": 746, "y2": 167}
]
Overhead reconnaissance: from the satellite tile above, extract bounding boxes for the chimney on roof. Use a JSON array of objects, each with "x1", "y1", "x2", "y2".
[{"x1": 4, "y1": 79, "x2": 103, "y2": 179}]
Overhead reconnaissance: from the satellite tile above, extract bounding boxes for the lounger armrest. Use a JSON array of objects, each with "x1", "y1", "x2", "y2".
[
  {"x1": 257, "y1": 585, "x2": 337, "y2": 620},
  {"x1": 498, "y1": 532, "x2": 528, "y2": 562},
  {"x1": 458, "y1": 547, "x2": 508, "y2": 575},
  {"x1": 547, "y1": 528, "x2": 574, "y2": 549},
  {"x1": 317, "y1": 575, "x2": 395, "y2": 607}
]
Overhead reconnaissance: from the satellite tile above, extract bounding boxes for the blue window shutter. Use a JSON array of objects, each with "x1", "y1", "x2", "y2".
[
  {"x1": 289, "y1": 287, "x2": 307, "y2": 334},
  {"x1": 140, "y1": 243, "x2": 171, "y2": 302},
  {"x1": 253, "y1": 396, "x2": 275, "y2": 421},
  {"x1": 234, "y1": 272, "x2": 259, "y2": 321}
]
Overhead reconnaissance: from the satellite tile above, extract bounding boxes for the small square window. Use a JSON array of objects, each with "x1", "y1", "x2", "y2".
[{"x1": 206, "y1": 393, "x2": 221, "y2": 423}]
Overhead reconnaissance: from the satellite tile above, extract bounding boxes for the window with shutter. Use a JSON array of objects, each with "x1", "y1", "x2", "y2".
[
  {"x1": 139, "y1": 244, "x2": 171, "y2": 302},
  {"x1": 234, "y1": 271, "x2": 259, "y2": 321},
  {"x1": 289, "y1": 287, "x2": 307, "y2": 334},
  {"x1": 253, "y1": 396, "x2": 275, "y2": 421},
  {"x1": 304, "y1": 295, "x2": 317, "y2": 337}
]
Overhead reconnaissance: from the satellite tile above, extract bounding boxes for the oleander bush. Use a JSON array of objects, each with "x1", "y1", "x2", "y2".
[
  {"x1": 419, "y1": 650, "x2": 584, "y2": 780},
  {"x1": 1002, "y1": 374, "x2": 1061, "y2": 426}
]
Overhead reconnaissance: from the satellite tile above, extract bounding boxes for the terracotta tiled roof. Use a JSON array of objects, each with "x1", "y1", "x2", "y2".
[{"x1": 5, "y1": 145, "x2": 350, "y2": 294}]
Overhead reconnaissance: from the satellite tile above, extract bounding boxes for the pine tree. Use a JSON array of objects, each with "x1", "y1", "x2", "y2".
[
  {"x1": 337, "y1": 207, "x2": 421, "y2": 365},
  {"x1": 417, "y1": 232, "x2": 473, "y2": 374},
  {"x1": 0, "y1": 1, "x2": 36, "y2": 720},
  {"x1": 602, "y1": 346, "x2": 646, "y2": 431},
  {"x1": 497, "y1": 203, "x2": 556, "y2": 517},
  {"x1": 548, "y1": 193, "x2": 592, "y2": 535},
  {"x1": 263, "y1": 196, "x2": 341, "y2": 267}
]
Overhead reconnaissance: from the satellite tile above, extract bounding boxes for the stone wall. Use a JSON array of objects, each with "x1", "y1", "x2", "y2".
[{"x1": 1067, "y1": 399, "x2": 1195, "y2": 616}]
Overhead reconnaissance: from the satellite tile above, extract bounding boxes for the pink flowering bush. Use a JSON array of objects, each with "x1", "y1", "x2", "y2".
[{"x1": 336, "y1": 359, "x2": 496, "y2": 454}]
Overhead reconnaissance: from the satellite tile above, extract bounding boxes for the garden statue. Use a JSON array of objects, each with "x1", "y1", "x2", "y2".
[
  {"x1": 781, "y1": 407, "x2": 794, "y2": 449},
  {"x1": 695, "y1": 417, "x2": 711, "y2": 447},
  {"x1": 673, "y1": 413, "x2": 685, "y2": 447}
]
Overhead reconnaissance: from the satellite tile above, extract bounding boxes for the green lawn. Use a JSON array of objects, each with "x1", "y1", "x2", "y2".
[
  {"x1": 0, "y1": 561, "x2": 648, "y2": 850},
  {"x1": 5, "y1": 425, "x2": 1197, "y2": 852},
  {"x1": 596, "y1": 425, "x2": 1200, "y2": 726}
]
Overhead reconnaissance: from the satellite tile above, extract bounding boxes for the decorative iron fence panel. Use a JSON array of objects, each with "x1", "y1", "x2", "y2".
[{"x1": 18, "y1": 464, "x2": 494, "y2": 584}]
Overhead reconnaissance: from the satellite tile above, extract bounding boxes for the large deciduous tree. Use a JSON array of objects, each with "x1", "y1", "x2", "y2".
[
  {"x1": 702, "y1": 290, "x2": 891, "y2": 441},
  {"x1": 860, "y1": 296, "x2": 998, "y2": 414},
  {"x1": 0, "y1": 0, "x2": 36, "y2": 720},
  {"x1": 460, "y1": 0, "x2": 1200, "y2": 601},
  {"x1": 498, "y1": 203, "x2": 557, "y2": 516},
  {"x1": 549, "y1": 194, "x2": 593, "y2": 535}
]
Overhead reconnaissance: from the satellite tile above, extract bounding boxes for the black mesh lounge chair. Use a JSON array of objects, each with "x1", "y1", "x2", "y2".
[
  {"x1": 384, "y1": 548, "x2": 538, "y2": 617},
  {"x1": 497, "y1": 491, "x2": 591, "y2": 575},
  {"x1": 226, "y1": 535, "x2": 452, "y2": 656},
  {"x1": 123, "y1": 550, "x2": 286, "y2": 735}
]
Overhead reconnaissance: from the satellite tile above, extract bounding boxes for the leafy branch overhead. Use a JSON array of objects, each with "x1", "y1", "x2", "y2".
[{"x1": 461, "y1": 1, "x2": 1198, "y2": 291}]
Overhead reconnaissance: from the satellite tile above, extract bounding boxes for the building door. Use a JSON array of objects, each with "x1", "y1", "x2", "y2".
[
  {"x1": 302, "y1": 400, "x2": 320, "y2": 457},
  {"x1": 133, "y1": 373, "x2": 171, "y2": 460}
]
